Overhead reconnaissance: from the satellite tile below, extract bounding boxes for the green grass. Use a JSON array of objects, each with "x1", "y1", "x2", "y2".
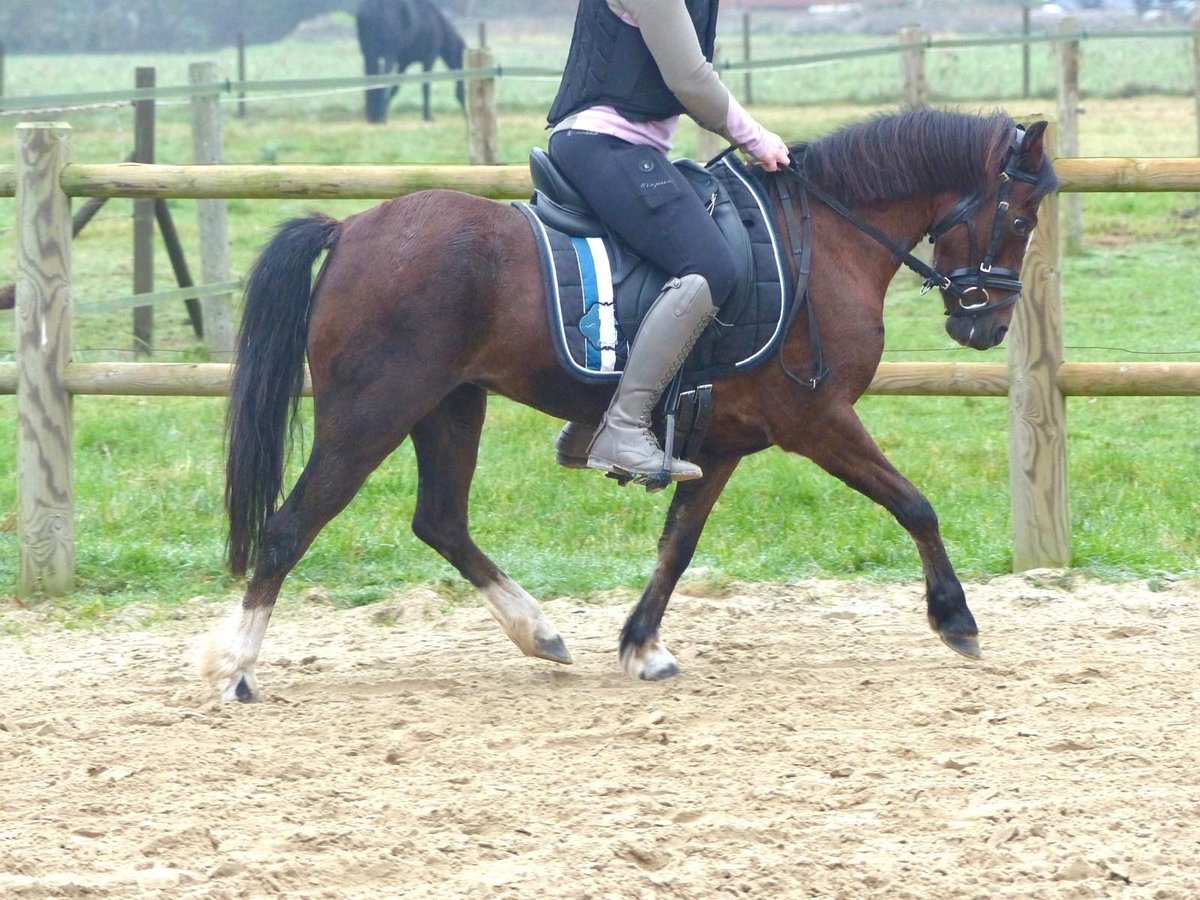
[{"x1": 1, "y1": 27, "x2": 1198, "y2": 613}]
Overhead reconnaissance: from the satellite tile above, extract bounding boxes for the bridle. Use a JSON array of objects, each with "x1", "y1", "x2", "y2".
[{"x1": 788, "y1": 125, "x2": 1040, "y2": 320}]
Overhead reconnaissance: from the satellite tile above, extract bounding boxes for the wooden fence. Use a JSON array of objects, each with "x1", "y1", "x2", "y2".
[{"x1": 3, "y1": 122, "x2": 1200, "y2": 596}]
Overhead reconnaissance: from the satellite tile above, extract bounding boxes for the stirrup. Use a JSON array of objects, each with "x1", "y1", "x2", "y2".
[
  {"x1": 585, "y1": 407, "x2": 703, "y2": 489},
  {"x1": 592, "y1": 462, "x2": 673, "y2": 493}
]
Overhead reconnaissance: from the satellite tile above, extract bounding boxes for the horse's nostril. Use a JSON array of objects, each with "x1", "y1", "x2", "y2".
[{"x1": 994, "y1": 325, "x2": 1009, "y2": 346}]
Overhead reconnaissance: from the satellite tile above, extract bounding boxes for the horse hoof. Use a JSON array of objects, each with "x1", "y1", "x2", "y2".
[
  {"x1": 639, "y1": 658, "x2": 680, "y2": 681},
  {"x1": 939, "y1": 629, "x2": 982, "y2": 660},
  {"x1": 533, "y1": 634, "x2": 574, "y2": 665},
  {"x1": 220, "y1": 673, "x2": 261, "y2": 703},
  {"x1": 621, "y1": 642, "x2": 681, "y2": 681}
]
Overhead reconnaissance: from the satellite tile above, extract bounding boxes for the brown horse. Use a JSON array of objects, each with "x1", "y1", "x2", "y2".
[{"x1": 199, "y1": 109, "x2": 1057, "y2": 702}]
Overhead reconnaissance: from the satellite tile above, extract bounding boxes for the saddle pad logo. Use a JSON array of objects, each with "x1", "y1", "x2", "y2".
[{"x1": 572, "y1": 237, "x2": 621, "y2": 372}]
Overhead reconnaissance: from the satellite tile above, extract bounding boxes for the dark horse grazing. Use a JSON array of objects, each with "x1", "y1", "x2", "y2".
[
  {"x1": 357, "y1": 0, "x2": 466, "y2": 123},
  {"x1": 199, "y1": 109, "x2": 1056, "y2": 702}
]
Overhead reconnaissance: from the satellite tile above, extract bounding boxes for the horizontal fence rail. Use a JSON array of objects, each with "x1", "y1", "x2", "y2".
[
  {"x1": 3, "y1": 361, "x2": 1198, "y2": 398},
  {"x1": 0, "y1": 156, "x2": 1198, "y2": 200}
]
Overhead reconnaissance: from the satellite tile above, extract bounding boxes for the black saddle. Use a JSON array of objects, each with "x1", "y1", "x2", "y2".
[
  {"x1": 527, "y1": 147, "x2": 605, "y2": 236},
  {"x1": 516, "y1": 147, "x2": 805, "y2": 463}
]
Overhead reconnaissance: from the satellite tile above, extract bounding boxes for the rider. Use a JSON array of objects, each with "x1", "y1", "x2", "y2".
[{"x1": 547, "y1": 0, "x2": 790, "y2": 483}]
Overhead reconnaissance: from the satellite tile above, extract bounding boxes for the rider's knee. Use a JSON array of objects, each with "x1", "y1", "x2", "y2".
[{"x1": 688, "y1": 245, "x2": 737, "y2": 308}]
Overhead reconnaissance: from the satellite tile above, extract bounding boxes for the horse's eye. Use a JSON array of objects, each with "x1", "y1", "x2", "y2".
[{"x1": 1012, "y1": 217, "x2": 1032, "y2": 236}]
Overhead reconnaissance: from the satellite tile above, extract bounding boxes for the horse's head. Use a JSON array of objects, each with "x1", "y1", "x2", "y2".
[{"x1": 928, "y1": 121, "x2": 1056, "y2": 350}]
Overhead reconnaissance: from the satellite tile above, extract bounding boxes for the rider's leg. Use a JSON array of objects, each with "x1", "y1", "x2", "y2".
[{"x1": 548, "y1": 131, "x2": 736, "y2": 480}]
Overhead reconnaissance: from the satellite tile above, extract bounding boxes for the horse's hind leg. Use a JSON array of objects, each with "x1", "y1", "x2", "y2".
[
  {"x1": 410, "y1": 385, "x2": 572, "y2": 665},
  {"x1": 201, "y1": 401, "x2": 426, "y2": 701},
  {"x1": 200, "y1": 444, "x2": 399, "y2": 701},
  {"x1": 782, "y1": 408, "x2": 980, "y2": 658}
]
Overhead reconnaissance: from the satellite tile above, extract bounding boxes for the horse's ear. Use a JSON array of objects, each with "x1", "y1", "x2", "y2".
[{"x1": 1017, "y1": 120, "x2": 1049, "y2": 175}]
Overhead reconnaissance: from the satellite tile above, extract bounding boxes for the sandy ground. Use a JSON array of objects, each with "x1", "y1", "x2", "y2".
[{"x1": 1, "y1": 572, "x2": 1198, "y2": 899}]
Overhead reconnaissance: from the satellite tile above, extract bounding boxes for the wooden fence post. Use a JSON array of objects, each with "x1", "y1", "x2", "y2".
[
  {"x1": 188, "y1": 61, "x2": 235, "y2": 360},
  {"x1": 466, "y1": 47, "x2": 498, "y2": 165},
  {"x1": 1057, "y1": 18, "x2": 1083, "y2": 255},
  {"x1": 133, "y1": 67, "x2": 156, "y2": 355},
  {"x1": 1008, "y1": 121, "x2": 1070, "y2": 571},
  {"x1": 1193, "y1": 10, "x2": 1200, "y2": 154},
  {"x1": 15, "y1": 122, "x2": 75, "y2": 596},
  {"x1": 1022, "y1": 3, "x2": 1032, "y2": 99},
  {"x1": 237, "y1": 32, "x2": 247, "y2": 119},
  {"x1": 900, "y1": 26, "x2": 928, "y2": 107},
  {"x1": 742, "y1": 12, "x2": 753, "y2": 106},
  {"x1": 154, "y1": 200, "x2": 205, "y2": 337}
]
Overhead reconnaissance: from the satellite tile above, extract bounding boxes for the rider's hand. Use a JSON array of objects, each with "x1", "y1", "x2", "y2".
[{"x1": 746, "y1": 128, "x2": 791, "y2": 172}]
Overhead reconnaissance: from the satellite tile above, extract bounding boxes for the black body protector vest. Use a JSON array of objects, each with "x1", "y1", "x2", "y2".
[{"x1": 547, "y1": 0, "x2": 720, "y2": 125}]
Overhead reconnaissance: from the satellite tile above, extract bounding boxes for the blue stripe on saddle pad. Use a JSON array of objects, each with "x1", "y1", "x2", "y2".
[{"x1": 573, "y1": 236, "x2": 619, "y2": 372}]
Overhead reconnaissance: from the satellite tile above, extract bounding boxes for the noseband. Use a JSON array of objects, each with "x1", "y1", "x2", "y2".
[{"x1": 789, "y1": 126, "x2": 1039, "y2": 320}]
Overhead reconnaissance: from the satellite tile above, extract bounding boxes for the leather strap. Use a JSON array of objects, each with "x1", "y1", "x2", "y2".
[{"x1": 772, "y1": 163, "x2": 828, "y2": 390}]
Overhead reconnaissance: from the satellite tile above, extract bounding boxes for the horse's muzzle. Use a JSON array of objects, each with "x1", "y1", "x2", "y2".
[{"x1": 945, "y1": 309, "x2": 1013, "y2": 350}]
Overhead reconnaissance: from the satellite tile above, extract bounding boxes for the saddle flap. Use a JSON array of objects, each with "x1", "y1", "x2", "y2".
[{"x1": 530, "y1": 191, "x2": 605, "y2": 237}]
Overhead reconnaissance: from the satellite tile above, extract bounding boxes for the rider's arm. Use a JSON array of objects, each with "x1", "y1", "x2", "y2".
[{"x1": 611, "y1": 0, "x2": 789, "y2": 168}]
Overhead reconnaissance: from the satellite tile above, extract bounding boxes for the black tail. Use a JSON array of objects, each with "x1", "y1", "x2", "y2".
[{"x1": 225, "y1": 213, "x2": 341, "y2": 576}]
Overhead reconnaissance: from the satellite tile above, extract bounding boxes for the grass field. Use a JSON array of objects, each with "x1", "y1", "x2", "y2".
[{"x1": 1, "y1": 21, "x2": 1198, "y2": 615}]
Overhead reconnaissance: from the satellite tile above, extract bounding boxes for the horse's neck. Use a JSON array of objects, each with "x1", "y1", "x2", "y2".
[
  {"x1": 776, "y1": 167, "x2": 933, "y2": 251},
  {"x1": 866, "y1": 195, "x2": 933, "y2": 256},
  {"x1": 810, "y1": 194, "x2": 931, "y2": 281}
]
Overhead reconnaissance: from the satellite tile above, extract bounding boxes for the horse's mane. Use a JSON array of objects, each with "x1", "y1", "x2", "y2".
[{"x1": 795, "y1": 108, "x2": 1052, "y2": 204}]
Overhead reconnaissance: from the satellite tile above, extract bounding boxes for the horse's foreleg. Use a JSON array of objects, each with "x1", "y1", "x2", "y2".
[
  {"x1": 410, "y1": 386, "x2": 571, "y2": 665},
  {"x1": 788, "y1": 409, "x2": 980, "y2": 659},
  {"x1": 619, "y1": 456, "x2": 739, "y2": 680}
]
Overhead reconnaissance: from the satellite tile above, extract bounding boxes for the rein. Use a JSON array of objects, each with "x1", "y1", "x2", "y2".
[{"x1": 785, "y1": 126, "x2": 1037, "y2": 321}]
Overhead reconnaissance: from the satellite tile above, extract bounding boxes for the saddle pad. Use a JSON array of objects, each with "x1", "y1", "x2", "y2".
[{"x1": 516, "y1": 153, "x2": 795, "y2": 387}]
